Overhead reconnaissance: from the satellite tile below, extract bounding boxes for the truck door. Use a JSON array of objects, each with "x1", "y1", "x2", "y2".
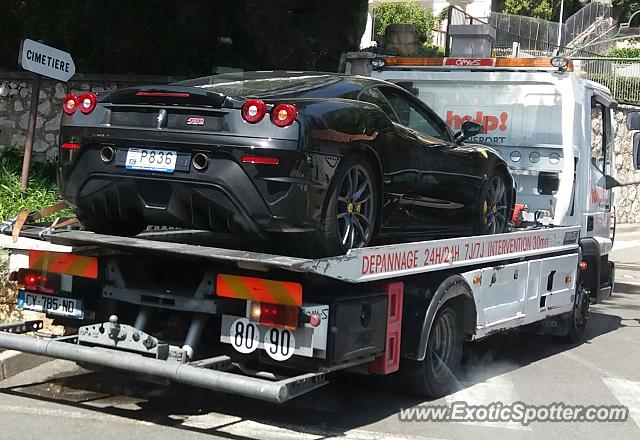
[{"x1": 586, "y1": 96, "x2": 614, "y2": 243}]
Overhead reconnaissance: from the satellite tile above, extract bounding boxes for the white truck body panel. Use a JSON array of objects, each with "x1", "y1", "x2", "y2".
[{"x1": 370, "y1": 68, "x2": 614, "y2": 255}]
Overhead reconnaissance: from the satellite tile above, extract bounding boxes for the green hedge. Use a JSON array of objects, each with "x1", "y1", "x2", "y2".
[
  {"x1": 0, "y1": 148, "x2": 63, "y2": 221},
  {"x1": 605, "y1": 48, "x2": 640, "y2": 59}
]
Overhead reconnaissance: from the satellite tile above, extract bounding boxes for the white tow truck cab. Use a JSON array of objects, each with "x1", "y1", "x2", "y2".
[
  {"x1": 345, "y1": 52, "x2": 640, "y2": 302},
  {"x1": 0, "y1": 53, "x2": 639, "y2": 402}
]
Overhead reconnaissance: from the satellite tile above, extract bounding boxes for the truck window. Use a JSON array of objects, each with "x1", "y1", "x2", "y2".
[
  {"x1": 591, "y1": 101, "x2": 613, "y2": 175},
  {"x1": 378, "y1": 88, "x2": 450, "y2": 141},
  {"x1": 387, "y1": 80, "x2": 563, "y2": 148}
]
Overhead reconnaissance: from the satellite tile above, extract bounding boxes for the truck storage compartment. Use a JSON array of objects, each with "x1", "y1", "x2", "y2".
[{"x1": 328, "y1": 293, "x2": 387, "y2": 365}]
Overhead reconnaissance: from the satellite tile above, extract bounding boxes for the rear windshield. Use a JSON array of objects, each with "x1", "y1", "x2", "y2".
[
  {"x1": 176, "y1": 73, "x2": 342, "y2": 98},
  {"x1": 394, "y1": 80, "x2": 564, "y2": 148}
]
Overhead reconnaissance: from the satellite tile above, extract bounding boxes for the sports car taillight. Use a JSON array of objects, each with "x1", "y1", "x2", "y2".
[
  {"x1": 271, "y1": 104, "x2": 297, "y2": 127},
  {"x1": 79, "y1": 93, "x2": 97, "y2": 114},
  {"x1": 242, "y1": 99, "x2": 267, "y2": 123},
  {"x1": 62, "y1": 94, "x2": 80, "y2": 115}
]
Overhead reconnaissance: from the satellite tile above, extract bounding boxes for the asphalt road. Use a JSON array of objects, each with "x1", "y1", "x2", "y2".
[{"x1": 1, "y1": 229, "x2": 640, "y2": 440}]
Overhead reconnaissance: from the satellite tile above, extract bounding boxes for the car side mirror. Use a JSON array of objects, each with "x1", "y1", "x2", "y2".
[
  {"x1": 634, "y1": 132, "x2": 640, "y2": 170},
  {"x1": 627, "y1": 112, "x2": 640, "y2": 131},
  {"x1": 456, "y1": 121, "x2": 483, "y2": 142}
]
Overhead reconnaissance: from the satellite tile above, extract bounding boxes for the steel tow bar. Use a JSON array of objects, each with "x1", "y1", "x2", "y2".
[{"x1": 0, "y1": 332, "x2": 327, "y2": 403}]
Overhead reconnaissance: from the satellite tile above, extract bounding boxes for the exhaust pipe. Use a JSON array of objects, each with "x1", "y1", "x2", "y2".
[
  {"x1": 192, "y1": 152, "x2": 208, "y2": 171},
  {"x1": 100, "y1": 146, "x2": 115, "y2": 163}
]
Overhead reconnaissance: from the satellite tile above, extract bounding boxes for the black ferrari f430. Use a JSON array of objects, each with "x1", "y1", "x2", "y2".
[{"x1": 57, "y1": 73, "x2": 514, "y2": 256}]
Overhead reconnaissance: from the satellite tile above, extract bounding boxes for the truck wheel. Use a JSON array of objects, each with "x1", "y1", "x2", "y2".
[
  {"x1": 564, "y1": 283, "x2": 590, "y2": 343},
  {"x1": 403, "y1": 304, "x2": 464, "y2": 398}
]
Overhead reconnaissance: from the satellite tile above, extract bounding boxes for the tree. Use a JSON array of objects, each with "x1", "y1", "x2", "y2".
[
  {"x1": 613, "y1": 0, "x2": 640, "y2": 22},
  {"x1": 498, "y1": 0, "x2": 639, "y2": 23},
  {"x1": 0, "y1": 0, "x2": 369, "y2": 75},
  {"x1": 501, "y1": 0, "x2": 554, "y2": 20},
  {"x1": 373, "y1": 2, "x2": 438, "y2": 43}
]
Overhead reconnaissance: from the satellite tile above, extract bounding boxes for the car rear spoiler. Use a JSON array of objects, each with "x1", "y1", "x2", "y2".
[{"x1": 104, "y1": 84, "x2": 229, "y2": 108}]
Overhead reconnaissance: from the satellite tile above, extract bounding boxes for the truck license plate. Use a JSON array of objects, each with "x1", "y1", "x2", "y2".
[
  {"x1": 126, "y1": 148, "x2": 176, "y2": 173},
  {"x1": 221, "y1": 317, "x2": 297, "y2": 361},
  {"x1": 18, "y1": 291, "x2": 84, "y2": 319}
]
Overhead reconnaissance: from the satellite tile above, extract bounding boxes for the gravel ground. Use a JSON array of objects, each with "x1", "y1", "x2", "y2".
[{"x1": 0, "y1": 250, "x2": 21, "y2": 323}]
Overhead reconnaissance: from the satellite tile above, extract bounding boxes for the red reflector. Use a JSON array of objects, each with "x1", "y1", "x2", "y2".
[
  {"x1": 136, "y1": 91, "x2": 190, "y2": 98},
  {"x1": 62, "y1": 143, "x2": 81, "y2": 150},
  {"x1": 251, "y1": 302, "x2": 299, "y2": 330},
  {"x1": 241, "y1": 155, "x2": 279, "y2": 165},
  {"x1": 17, "y1": 269, "x2": 60, "y2": 295}
]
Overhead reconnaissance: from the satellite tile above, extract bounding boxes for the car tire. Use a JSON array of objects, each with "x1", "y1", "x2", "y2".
[
  {"x1": 79, "y1": 216, "x2": 147, "y2": 237},
  {"x1": 402, "y1": 304, "x2": 464, "y2": 398},
  {"x1": 474, "y1": 169, "x2": 511, "y2": 235},
  {"x1": 313, "y1": 153, "x2": 378, "y2": 257}
]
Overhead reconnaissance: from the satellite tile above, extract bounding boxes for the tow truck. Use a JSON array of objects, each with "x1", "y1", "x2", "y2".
[
  {"x1": 344, "y1": 49, "x2": 640, "y2": 306},
  {"x1": 1, "y1": 55, "x2": 639, "y2": 404}
]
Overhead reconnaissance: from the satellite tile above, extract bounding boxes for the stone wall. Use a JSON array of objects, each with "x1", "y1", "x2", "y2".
[
  {"x1": 612, "y1": 104, "x2": 640, "y2": 224},
  {"x1": 0, "y1": 71, "x2": 183, "y2": 162}
]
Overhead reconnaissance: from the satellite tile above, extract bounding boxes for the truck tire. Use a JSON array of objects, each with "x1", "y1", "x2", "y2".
[
  {"x1": 402, "y1": 303, "x2": 464, "y2": 398},
  {"x1": 563, "y1": 283, "x2": 590, "y2": 343}
]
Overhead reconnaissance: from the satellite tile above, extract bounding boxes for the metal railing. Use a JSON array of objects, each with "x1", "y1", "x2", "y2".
[
  {"x1": 573, "y1": 57, "x2": 640, "y2": 105},
  {"x1": 489, "y1": 2, "x2": 613, "y2": 56},
  {"x1": 563, "y1": 1, "x2": 612, "y2": 47},
  {"x1": 490, "y1": 12, "x2": 560, "y2": 54}
]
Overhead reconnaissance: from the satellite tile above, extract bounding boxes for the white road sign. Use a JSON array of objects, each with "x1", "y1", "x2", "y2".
[{"x1": 19, "y1": 39, "x2": 75, "y2": 82}]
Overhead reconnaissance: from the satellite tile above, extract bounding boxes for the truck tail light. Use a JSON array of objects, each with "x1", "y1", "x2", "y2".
[
  {"x1": 242, "y1": 99, "x2": 267, "y2": 123},
  {"x1": 16, "y1": 269, "x2": 60, "y2": 295},
  {"x1": 79, "y1": 93, "x2": 97, "y2": 114},
  {"x1": 271, "y1": 104, "x2": 297, "y2": 127},
  {"x1": 62, "y1": 94, "x2": 80, "y2": 115},
  {"x1": 249, "y1": 302, "x2": 299, "y2": 330}
]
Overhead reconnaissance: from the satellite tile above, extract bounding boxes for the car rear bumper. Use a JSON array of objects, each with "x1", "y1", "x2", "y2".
[{"x1": 57, "y1": 132, "x2": 330, "y2": 235}]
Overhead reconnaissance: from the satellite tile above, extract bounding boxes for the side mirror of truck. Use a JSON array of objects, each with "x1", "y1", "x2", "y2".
[
  {"x1": 457, "y1": 121, "x2": 483, "y2": 142},
  {"x1": 634, "y1": 132, "x2": 640, "y2": 170},
  {"x1": 627, "y1": 112, "x2": 640, "y2": 131},
  {"x1": 603, "y1": 175, "x2": 621, "y2": 190}
]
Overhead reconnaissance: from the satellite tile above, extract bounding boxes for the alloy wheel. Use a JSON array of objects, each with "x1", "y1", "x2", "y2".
[
  {"x1": 336, "y1": 164, "x2": 375, "y2": 250},
  {"x1": 483, "y1": 175, "x2": 509, "y2": 234}
]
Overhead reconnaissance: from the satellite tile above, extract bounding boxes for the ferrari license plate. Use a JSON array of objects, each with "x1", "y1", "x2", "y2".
[
  {"x1": 17, "y1": 291, "x2": 84, "y2": 319},
  {"x1": 126, "y1": 148, "x2": 176, "y2": 173}
]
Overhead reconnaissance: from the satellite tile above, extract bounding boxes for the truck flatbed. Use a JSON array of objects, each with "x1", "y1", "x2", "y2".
[{"x1": 1, "y1": 222, "x2": 580, "y2": 283}]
